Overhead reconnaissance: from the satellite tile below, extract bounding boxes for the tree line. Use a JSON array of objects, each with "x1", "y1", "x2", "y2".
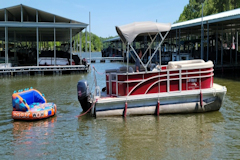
[
  {"x1": 176, "y1": 0, "x2": 240, "y2": 23},
  {"x1": 70, "y1": 32, "x2": 118, "y2": 52}
]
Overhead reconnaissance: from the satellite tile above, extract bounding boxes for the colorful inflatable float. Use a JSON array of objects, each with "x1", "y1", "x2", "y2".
[{"x1": 12, "y1": 88, "x2": 57, "y2": 120}]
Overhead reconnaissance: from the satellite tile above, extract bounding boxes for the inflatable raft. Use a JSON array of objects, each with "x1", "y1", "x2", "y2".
[{"x1": 12, "y1": 88, "x2": 57, "y2": 120}]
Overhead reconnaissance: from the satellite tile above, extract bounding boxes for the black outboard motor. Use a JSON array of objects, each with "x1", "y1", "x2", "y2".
[{"x1": 77, "y1": 80, "x2": 91, "y2": 112}]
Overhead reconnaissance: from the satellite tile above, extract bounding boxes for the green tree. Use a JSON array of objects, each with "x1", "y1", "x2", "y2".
[{"x1": 176, "y1": 0, "x2": 240, "y2": 23}]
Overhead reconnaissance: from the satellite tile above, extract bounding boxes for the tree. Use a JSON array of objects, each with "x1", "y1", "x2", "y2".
[{"x1": 175, "y1": 0, "x2": 240, "y2": 23}]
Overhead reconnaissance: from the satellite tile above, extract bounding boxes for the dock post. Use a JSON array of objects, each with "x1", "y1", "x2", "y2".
[{"x1": 200, "y1": 91, "x2": 203, "y2": 107}]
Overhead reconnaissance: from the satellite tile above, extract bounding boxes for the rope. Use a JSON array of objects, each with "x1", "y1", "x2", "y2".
[
  {"x1": 92, "y1": 65, "x2": 105, "y2": 75},
  {"x1": 77, "y1": 100, "x2": 96, "y2": 118}
]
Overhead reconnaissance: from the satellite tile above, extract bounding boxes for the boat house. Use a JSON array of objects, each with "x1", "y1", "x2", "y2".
[
  {"x1": 105, "y1": 8, "x2": 240, "y2": 71},
  {"x1": 0, "y1": 4, "x2": 88, "y2": 69}
]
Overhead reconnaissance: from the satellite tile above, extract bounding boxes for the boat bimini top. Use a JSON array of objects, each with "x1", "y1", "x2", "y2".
[{"x1": 116, "y1": 21, "x2": 171, "y2": 72}]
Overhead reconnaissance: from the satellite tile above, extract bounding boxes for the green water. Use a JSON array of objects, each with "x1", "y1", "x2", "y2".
[{"x1": 0, "y1": 60, "x2": 240, "y2": 159}]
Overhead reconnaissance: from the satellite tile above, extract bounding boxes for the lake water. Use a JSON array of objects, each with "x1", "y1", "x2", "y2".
[{"x1": 0, "y1": 52, "x2": 239, "y2": 159}]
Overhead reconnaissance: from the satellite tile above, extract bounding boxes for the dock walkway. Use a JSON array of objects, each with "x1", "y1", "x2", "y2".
[{"x1": 0, "y1": 64, "x2": 90, "y2": 76}]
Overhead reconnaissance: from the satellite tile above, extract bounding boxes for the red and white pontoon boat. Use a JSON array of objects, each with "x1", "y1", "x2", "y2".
[{"x1": 77, "y1": 22, "x2": 227, "y2": 117}]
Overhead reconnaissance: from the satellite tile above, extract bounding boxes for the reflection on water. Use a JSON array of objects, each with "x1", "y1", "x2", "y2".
[
  {"x1": 78, "y1": 112, "x2": 225, "y2": 159},
  {"x1": 12, "y1": 117, "x2": 56, "y2": 159},
  {"x1": 0, "y1": 54, "x2": 240, "y2": 159}
]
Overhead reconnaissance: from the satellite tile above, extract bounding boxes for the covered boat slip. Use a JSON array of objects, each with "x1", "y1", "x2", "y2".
[
  {"x1": 0, "y1": 4, "x2": 89, "y2": 75},
  {"x1": 171, "y1": 8, "x2": 240, "y2": 70},
  {"x1": 105, "y1": 9, "x2": 240, "y2": 70}
]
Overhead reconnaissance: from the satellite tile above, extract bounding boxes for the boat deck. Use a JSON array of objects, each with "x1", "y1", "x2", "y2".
[{"x1": 97, "y1": 83, "x2": 226, "y2": 103}]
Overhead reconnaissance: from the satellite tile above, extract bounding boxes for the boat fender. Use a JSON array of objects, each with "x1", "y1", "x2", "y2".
[
  {"x1": 156, "y1": 100, "x2": 160, "y2": 116},
  {"x1": 102, "y1": 87, "x2": 106, "y2": 92},
  {"x1": 123, "y1": 101, "x2": 127, "y2": 117},
  {"x1": 200, "y1": 91, "x2": 203, "y2": 107}
]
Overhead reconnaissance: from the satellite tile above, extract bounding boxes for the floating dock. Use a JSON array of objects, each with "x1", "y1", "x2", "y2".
[{"x1": 0, "y1": 64, "x2": 90, "y2": 76}]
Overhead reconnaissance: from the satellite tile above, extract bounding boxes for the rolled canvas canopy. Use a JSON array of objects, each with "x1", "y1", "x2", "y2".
[{"x1": 116, "y1": 21, "x2": 171, "y2": 44}]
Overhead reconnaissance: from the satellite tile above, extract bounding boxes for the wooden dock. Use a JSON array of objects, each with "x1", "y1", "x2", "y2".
[{"x1": 0, "y1": 64, "x2": 90, "y2": 76}]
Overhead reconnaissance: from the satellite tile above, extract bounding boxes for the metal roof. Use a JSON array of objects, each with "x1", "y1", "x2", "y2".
[
  {"x1": 172, "y1": 8, "x2": 240, "y2": 30},
  {"x1": 0, "y1": 4, "x2": 88, "y2": 42}
]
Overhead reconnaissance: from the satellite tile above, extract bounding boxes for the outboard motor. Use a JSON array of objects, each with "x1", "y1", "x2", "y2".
[{"x1": 77, "y1": 80, "x2": 91, "y2": 112}]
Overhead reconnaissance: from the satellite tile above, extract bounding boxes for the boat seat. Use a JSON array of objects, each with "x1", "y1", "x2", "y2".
[
  {"x1": 19, "y1": 90, "x2": 46, "y2": 105},
  {"x1": 177, "y1": 60, "x2": 213, "y2": 69},
  {"x1": 12, "y1": 90, "x2": 46, "y2": 112},
  {"x1": 167, "y1": 59, "x2": 207, "y2": 69},
  {"x1": 105, "y1": 69, "x2": 118, "y2": 73},
  {"x1": 117, "y1": 66, "x2": 134, "y2": 73}
]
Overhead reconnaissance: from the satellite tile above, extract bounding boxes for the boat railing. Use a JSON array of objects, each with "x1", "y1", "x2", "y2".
[{"x1": 106, "y1": 60, "x2": 214, "y2": 97}]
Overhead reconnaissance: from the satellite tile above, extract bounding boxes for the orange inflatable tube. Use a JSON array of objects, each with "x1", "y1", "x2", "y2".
[{"x1": 12, "y1": 88, "x2": 57, "y2": 120}]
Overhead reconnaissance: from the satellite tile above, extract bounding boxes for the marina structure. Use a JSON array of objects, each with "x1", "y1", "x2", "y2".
[
  {"x1": 0, "y1": 4, "x2": 89, "y2": 76},
  {"x1": 171, "y1": 8, "x2": 240, "y2": 71},
  {"x1": 104, "y1": 8, "x2": 240, "y2": 71}
]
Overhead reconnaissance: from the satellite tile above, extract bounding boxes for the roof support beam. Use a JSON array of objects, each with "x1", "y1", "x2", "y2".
[
  {"x1": 36, "y1": 10, "x2": 38, "y2": 22},
  {"x1": 221, "y1": 24, "x2": 223, "y2": 65},
  {"x1": 4, "y1": 9, "x2": 8, "y2": 66},
  {"x1": 21, "y1": 4, "x2": 23, "y2": 22},
  {"x1": 36, "y1": 27, "x2": 39, "y2": 66},
  {"x1": 4, "y1": 8, "x2": 8, "y2": 21},
  {"x1": 89, "y1": 12, "x2": 91, "y2": 63},
  {"x1": 178, "y1": 29, "x2": 181, "y2": 55},
  {"x1": 236, "y1": 31, "x2": 238, "y2": 64},
  {"x1": 79, "y1": 32, "x2": 82, "y2": 64},
  {"x1": 0, "y1": 21, "x2": 88, "y2": 28},
  {"x1": 54, "y1": 27, "x2": 56, "y2": 66},
  {"x1": 70, "y1": 28, "x2": 72, "y2": 65},
  {"x1": 207, "y1": 22, "x2": 209, "y2": 61},
  {"x1": 216, "y1": 24, "x2": 218, "y2": 64},
  {"x1": 14, "y1": 31, "x2": 17, "y2": 62},
  {"x1": 85, "y1": 29, "x2": 87, "y2": 52},
  {"x1": 5, "y1": 26, "x2": 8, "y2": 65},
  {"x1": 54, "y1": 15, "x2": 56, "y2": 66}
]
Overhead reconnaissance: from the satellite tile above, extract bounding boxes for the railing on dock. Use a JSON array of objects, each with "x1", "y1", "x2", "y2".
[{"x1": 0, "y1": 65, "x2": 89, "y2": 74}]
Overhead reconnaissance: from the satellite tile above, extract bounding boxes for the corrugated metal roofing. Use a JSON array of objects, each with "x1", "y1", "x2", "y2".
[{"x1": 0, "y1": 4, "x2": 86, "y2": 24}]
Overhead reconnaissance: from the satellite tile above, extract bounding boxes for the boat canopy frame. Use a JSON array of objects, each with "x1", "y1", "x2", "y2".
[{"x1": 116, "y1": 21, "x2": 171, "y2": 72}]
